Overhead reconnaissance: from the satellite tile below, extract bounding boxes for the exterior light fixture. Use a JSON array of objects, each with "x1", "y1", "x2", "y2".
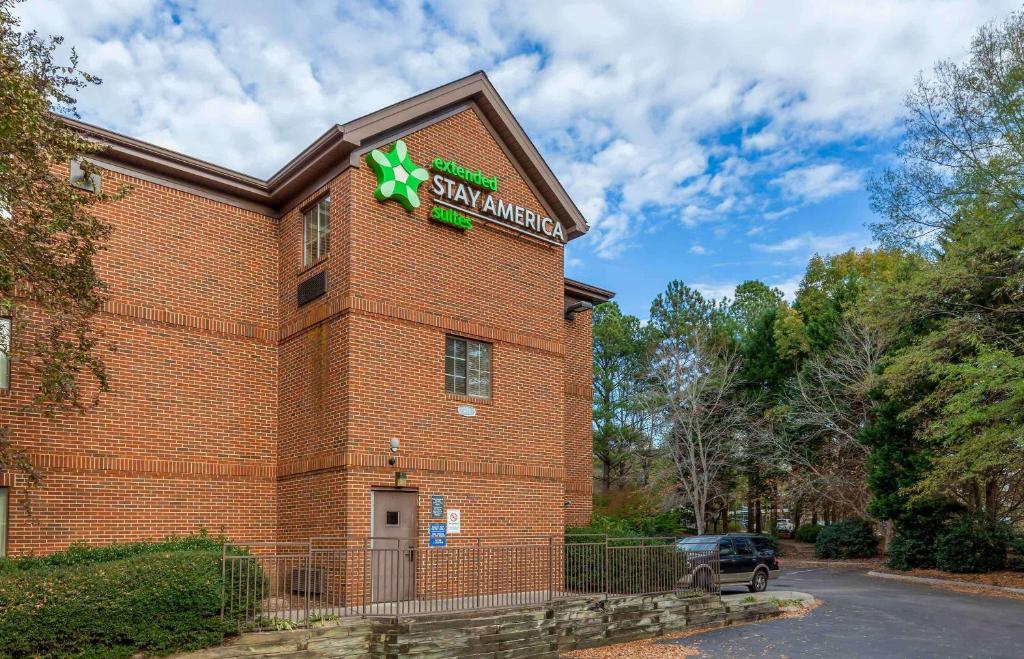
[
  {"x1": 395, "y1": 471, "x2": 408, "y2": 487},
  {"x1": 388, "y1": 438, "x2": 400, "y2": 466},
  {"x1": 565, "y1": 301, "x2": 593, "y2": 321}
]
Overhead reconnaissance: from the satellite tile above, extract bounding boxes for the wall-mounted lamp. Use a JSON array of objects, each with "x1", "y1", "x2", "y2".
[
  {"x1": 564, "y1": 500, "x2": 572, "y2": 508},
  {"x1": 388, "y1": 438, "x2": 400, "y2": 466},
  {"x1": 564, "y1": 301, "x2": 593, "y2": 321}
]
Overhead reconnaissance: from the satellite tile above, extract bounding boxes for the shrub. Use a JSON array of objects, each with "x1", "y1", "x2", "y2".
[
  {"x1": 1009, "y1": 535, "x2": 1024, "y2": 572},
  {"x1": 0, "y1": 541, "x2": 260, "y2": 658},
  {"x1": 0, "y1": 533, "x2": 226, "y2": 571},
  {"x1": 934, "y1": 515, "x2": 1012, "y2": 574},
  {"x1": 794, "y1": 524, "x2": 821, "y2": 544},
  {"x1": 884, "y1": 498, "x2": 964, "y2": 570},
  {"x1": 887, "y1": 532, "x2": 937, "y2": 571},
  {"x1": 814, "y1": 518, "x2": 879, "y2": 559}
]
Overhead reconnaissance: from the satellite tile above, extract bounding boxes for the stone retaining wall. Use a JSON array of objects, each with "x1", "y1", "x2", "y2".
[{"x1": 178, "y1": 593, "x2": 788, "y2": 658}]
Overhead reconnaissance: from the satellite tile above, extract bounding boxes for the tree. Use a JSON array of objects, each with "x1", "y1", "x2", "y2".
[
  {"x1": 1, "y1": 0, "x2": 118, "y2": 498},
  {"x1": 868, "y1": 10, "x2": 1024, "y2": 524},
  {"x1": 761, "y1": 320, "x2": 891, "y2": 520},
  {"x1": 648, "y1": 282, "x2": 743, "y2": 534},
  {"x1": 654, "y1": 331, "x2": 746, "y2": 535},
  {"x1": 591, "y1": 302, "x2": 653, "y2": 493},
  {"x1": 730, "y1": 281, "x2": 789, "y2": 532}
]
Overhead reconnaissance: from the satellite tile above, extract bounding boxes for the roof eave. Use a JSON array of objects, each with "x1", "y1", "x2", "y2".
[{"x1": 59, "y1": 72, "x2": 592, "y2": 239}]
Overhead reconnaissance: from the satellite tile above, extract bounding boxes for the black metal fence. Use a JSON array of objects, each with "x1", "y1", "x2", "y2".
[{"x1": 221, "y1": 535, "x2": 720, "y2": 630}]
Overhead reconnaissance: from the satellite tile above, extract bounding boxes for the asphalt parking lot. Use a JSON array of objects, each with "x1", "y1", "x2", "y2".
[{"x1": 661, "y1": 566, "x2": 1024, "y2": 658}]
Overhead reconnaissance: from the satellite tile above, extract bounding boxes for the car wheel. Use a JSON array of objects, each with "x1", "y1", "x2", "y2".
[
  {"x1": 694, "y1": 568, "x2": 717, "y2": 594},
  {"x1": 748, "y1": 569, "x2": 768, "y2": 593}
]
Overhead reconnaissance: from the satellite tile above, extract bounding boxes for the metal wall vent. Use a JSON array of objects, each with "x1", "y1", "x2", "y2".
[{"x1": 297, "y1": 270, "x2": 327, "y2": 307}]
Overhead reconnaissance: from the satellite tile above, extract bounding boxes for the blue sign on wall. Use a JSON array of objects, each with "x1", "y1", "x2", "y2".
[{"x1": 429, "y1": 522, "x2": 447, "y2": 547}]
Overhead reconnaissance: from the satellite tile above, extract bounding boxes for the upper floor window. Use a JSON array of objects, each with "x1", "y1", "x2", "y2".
[
  {"x1": 445, "y1": 336, "x2": 491, "y2": 398},
  {"x1": 303, "y1": 196, "x2": 330, "y2": 267},
  {"x1": 0, "y1": 317, "x2": 9, "y2": 390}
]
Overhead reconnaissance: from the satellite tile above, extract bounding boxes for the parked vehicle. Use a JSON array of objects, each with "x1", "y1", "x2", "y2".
[
  {"x1": 775, "y1": 518, "x2": 795, "y2": 535},
  {"x1": 726, "y1": 532, "x2": 779, "y2": 559},
  {"x1": 676, "y1": 535, "x2": 780, "y2": 593}
]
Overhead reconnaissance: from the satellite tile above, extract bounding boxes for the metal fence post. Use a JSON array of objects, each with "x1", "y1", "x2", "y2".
[
  {"x1": 603, "y1": 534, "x2": 609, "y2": 598},
  {"x1": 305, "y1": 539, "x2": 312, "y2": 626},
  {"x1": 475, "y1": 537, "x2": 481, "y2": 610},
  {"x1": 547, "y1": 535, "x2": 554, "y2": 601},
  {"x1": 220, "y1": 543, "x2": 227, "y2": 623}
]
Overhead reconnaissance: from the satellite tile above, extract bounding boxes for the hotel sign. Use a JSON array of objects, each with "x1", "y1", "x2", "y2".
[{"x1": 366, "y1": 139, "x2": 565, "y2": 244}]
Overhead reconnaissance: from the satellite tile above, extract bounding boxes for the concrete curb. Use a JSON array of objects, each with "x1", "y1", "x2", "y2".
[
  {"x1": 867, "y1": 570, "x2": 1024, "y2": 595},
  {"x1": 783, "y1": 559, "x2": 880, "y2": 568}
]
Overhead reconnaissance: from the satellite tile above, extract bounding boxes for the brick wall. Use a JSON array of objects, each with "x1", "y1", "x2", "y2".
[
  {"x1": 1, "y1": 103, "x2": 596, "y2": 556},
  {"x1": 1, "y1": 170, "x2": 279, "y2": 554}
]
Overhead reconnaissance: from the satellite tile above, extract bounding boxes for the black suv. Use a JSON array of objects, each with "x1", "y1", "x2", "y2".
[{"x1": 676, "y1": 534, "x2": 780, "y2": 592}]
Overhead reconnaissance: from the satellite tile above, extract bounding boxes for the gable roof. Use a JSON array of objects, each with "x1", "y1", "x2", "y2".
[{"x1": 62, "y1": 71, "x2": 589, "y2": 240}]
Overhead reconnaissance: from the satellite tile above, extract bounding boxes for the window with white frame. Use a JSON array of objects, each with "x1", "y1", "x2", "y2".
[
  {"x1": 302, "y1": 196, "x2": 331, "y2": 267},
  {"x1": 445, "y1": 336, "x2": 491, "y2": 398},
  {"x1": 0, "y1": 317, "x2": 9, "y2": 390}
]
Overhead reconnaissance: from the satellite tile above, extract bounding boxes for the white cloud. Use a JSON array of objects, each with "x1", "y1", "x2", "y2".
[
  {"x1": 752, "y1": 231, "x2": 866, "y2": 255},
  {"x1": 689, "y1": 244, "x2": 709, "y2": 255},
  {"x1": 771, "y1": 163, "x2": 864, "y2": 203},
  {"x1": 17, "y1": 0, "x2": 1019, "y2": 259},
  {"x1": 693, "y1": 281, "x2": 738, "y2": 302}
]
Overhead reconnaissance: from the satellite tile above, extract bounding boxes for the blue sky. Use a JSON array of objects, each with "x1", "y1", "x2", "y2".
[{"x1": 19, "y1": 0, "x2": 1020, "y2": 318}]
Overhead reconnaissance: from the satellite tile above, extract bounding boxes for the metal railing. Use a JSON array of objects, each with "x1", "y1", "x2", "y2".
[{"x1": 221, "y1": 535, "x2": 720, "y2": 631}]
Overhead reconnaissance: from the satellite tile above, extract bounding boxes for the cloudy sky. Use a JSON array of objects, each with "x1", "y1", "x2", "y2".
[{"x1": 18, "y1": 0, "x2": 1020, "y2": 318}]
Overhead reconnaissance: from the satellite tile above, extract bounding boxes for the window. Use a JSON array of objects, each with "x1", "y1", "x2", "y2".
[
  {"x1": 0, "y1": 488, "x2": 7, "y2": 558},
  {"x1": 302, "y1": 196, "x2": 330, "y2": 267},
  {"x1": 0, "y1": 317, "x2": 9, "y2": 390},
  {"x1": 445, "y1": 336, "x2": 491, "y2": 398},
  {"x1": 385, "y1": 511, "x2": 400, "y2": 526},
  {"x1": 718, "y1": 539, "x2": 735, "y2": 556},
  {"x1": 735, "y1": 539, "x2": 756, "y2": 557}
]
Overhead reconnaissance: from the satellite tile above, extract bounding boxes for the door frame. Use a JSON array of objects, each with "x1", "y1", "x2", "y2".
[{"x1": 369, "y1": 487, "x2": 418, "y2": 603}]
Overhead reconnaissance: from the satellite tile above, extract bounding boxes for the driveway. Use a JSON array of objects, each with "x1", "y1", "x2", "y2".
[{"x1": 661, "y1": 566, "x2": 1024, "y2": 658}]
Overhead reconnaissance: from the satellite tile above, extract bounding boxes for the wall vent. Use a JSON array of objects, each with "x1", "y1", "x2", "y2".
[{"x1": 297, "y1": 270, "x2": 327, "y2": 307}]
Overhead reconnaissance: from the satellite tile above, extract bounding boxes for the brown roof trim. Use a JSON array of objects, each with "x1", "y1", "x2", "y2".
[
  {"x1": 564, "y1": 277, "x2": 615, "y2": 304},
  {"x1": 60, "y1": 72, "x2": 590, "y2": 239}
]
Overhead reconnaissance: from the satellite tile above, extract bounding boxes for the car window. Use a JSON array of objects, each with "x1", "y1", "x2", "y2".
[
  {"x1": 735, "y1": 538, "x2": 756, "y2": 556},
  {"x1": 719, "y1": 539, "x2": 734, "y2": 556}
]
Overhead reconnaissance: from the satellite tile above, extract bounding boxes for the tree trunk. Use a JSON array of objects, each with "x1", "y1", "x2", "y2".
[
  {"x1": 811, "y1": 507, "x2": 818, "y2": 526},
  {"x1": 754, "y1": 499, "x2": 762, "y2": 534},
  {"x1": 746, "y1": 496, "x2": 755, "y2": 532}
]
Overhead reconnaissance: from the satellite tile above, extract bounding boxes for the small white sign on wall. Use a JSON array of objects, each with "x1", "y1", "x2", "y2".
[{"x1": 447, "y1": 509, "x2": 461, "y2": 534}]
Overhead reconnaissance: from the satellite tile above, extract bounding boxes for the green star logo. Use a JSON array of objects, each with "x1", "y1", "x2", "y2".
[{"x1": 366, "y1": 139, "x2": 429, "y2": 211}]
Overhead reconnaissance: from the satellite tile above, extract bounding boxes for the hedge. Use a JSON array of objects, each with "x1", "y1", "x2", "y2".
[
  {"x1": 814, "y1": 518, "x2": 878, "y2": 559},
  {"x1": 0, "y1": 540, "x2": 260, "y2": 658},
  {"x1": 934, "y1": 516, "x2": 1012, "y2": 574},
  {"x1": 793, "y1": 524, "x2": 821, "y2": 544}
]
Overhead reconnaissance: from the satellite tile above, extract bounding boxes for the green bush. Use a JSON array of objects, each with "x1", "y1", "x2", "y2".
[
  {"x1": 934, "y1": 515, "x2": 1012, "y2": 574},
  {"x1": 793, "y1": 524, "x2": 821, "y2": 544},
  {"x1": 1009, "y1": 535, "x2": 1024, "y2": 571},
  {"x1": 884, "y1": 498, "x2": 964, "y2": 571},
  {"x1": 814, "y1": 519, "x2": 879, "y2": 559},
  {"x1": 887, "y1": 532, "x2": 937, "y2": 571},
  {"x1": 0, "y1": 533, "x2": 226, "y2": 572},
  {"x1": 0, "y1": 540, "x2": 261, "y2": 658}
]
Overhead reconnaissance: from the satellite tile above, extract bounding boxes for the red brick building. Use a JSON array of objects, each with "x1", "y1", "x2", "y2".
[{"x1": 0, "y1": 72, "x2": 611, "y2": 558}]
